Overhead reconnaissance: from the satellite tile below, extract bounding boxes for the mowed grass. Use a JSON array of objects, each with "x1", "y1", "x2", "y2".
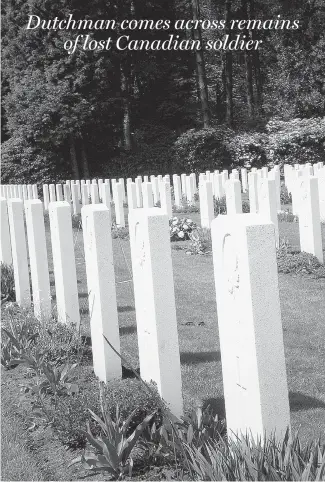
[{"x1": 42, "y1": 215, "x2": 325, "y2": 446}]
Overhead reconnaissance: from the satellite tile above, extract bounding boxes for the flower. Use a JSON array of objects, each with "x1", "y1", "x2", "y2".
[{"x1": 178, "y1": 231, "x2": 184, "y2": 238}]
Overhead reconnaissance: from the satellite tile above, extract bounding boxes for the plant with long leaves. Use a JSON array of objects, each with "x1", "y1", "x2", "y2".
[{"x1": 69, "y1": 384, "x2": 156, "y2": 479}]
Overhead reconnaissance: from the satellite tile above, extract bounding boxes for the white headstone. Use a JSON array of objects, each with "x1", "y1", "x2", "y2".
[
  {"x1": 248, "y1": 172, "x2": 259, "y2": 214},
  {"x1": 119, "y1": 178, "x2": 126, "y2": 203},
  {"x1": 142, "y1": 182, "x2": 154, "y2": 208},
  {"x1": 126, "y1": 182, "x2": 137, "y2": 210},
  {"x1": 211, "y1": 214, "x2": 290, "y2": 442},
  {"x1": 225, "y1": 179, "x2": 242, "y2": 214},
  {"x1": 91, "y1": 182, "x2": 99, "y2": 204},
  {"x1": 241, "y1": 168, "x2": 248, "y2": 192},
  {"x1": 71, "y1": 183, "x2": 81, "y2": 214},
  {"x1": 49, "y1": 184, "x2": 56, "y2": 203},
  {"x1": 114, "y1": 182, "x2": 125, "y2": 227},
  {"x1": 0, "y1": 198, "x2": 13, "y2": 265},
  {"x1": 43, "y1": 184, "x2": 50, "y2": 212},
  {"x1": 150, "y1": 175, "x2": 160, "y2": 205},
  {"x1": 81, "y1": 183, "x2": 89, "y2": 206},
  {"x1": 297, "y1": 177, "x2": 323, "y2": 263},
  {"x1": 186, "y1": 176, "x2": 194, "y2": 204},
  {"x1": 258, "y1": 179, "x2": 279, "y2": 247},
  {"x1": 49, "y1": 202, "x2": 80, "y2": 327},
  {"x1": 129, "y1": 208, "x2": 183, "y2": 417},
  {"x1": 25, "y1": 200, "x2": 51, "y2": 320},
  {"x1": 7, "y1": 199, "x2": 31, "y2": 307},
  {"x1": 199, "y1": 180, "x2": 214, "y2": 228},
  {"x1": 56, "y1": 184, "x2": 63, "y2": 201},
  {"x1": 32, "y1": 184, "x2": 38, "y2": 199},
  {"x1": 180, "y1": 174, "x2": 187, "y2": 196},
  {"x1": 135, "y1": 177, "x2": 143, "y2": 208},
  {"x1": 173, "y1": 175, "x2": 182, "y2": 208},
  {"x1": 159, "y1": 182, "x2": 172, "y2": 218},
  {"x1": 316, "y1": 168, "x2": 325, "y2": 222},
  {"x1": 213, "y1": 173, "x2": 224, "y2": 199},
  {"x1": 82, "y1": 205, "x2": 122, "y2": 382}
]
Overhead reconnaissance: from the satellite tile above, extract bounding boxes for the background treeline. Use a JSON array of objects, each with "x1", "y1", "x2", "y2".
[{"x1": 1, "y1": 0, "x2": 325, "y2": 183}]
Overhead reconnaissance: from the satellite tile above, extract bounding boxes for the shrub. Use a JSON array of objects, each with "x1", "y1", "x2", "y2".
[
  {"x1": 229, "y1": 131, "x2": 268, "y2": 168},
  {"x1": 266, "y1": 117, "x2": 325, "y2": 167},
  {"x1": 170, "y1": 217, "x2": 197, "y2": 241},
  {"x1": 111, "y1": 225, "x2": 130, "y2": 240},
  {"x1": 277, "y1": 244, "x2": 325, "y2": 278},
  {"x1": 1, "y1": 263, "x2": 15, "y2": 303},
  {"x1": 101, "y1": 379, "x2": 163, "y2": 432},
  {"x1": 173, "y1": 126, "x2": 235, "y2": 173},
  {"x1": 35, "y1": 320, "x2": 92, "y2": 365},
  {"x1": 187, "y1": 228, "x2": 212, "y2": 255}
]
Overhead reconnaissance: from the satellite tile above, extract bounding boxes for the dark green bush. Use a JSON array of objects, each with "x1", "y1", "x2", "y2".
[
  {"x1": 101, "y1": 379, "x2": 163, "y2": 431},
  {"x1": 173, "y1": 126, "x2": 235, "y2": 173},
  {"x1": 35, "y1": 321, "x2": 92, "y2": 365},
  {"x1": 277, "y1": 245, "x2": 325, "y2": 278},
  {"x1": 1, "y1": 263, "x2": 15, "y2": 303}
]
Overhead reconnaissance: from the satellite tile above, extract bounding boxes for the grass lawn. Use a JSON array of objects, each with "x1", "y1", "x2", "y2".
[
  {"x1": 43, "y1": 213, "x2": 325, "y2": 444},
  {"x1": 2, "y1": 210, "x2": 325, "y2": 480}
]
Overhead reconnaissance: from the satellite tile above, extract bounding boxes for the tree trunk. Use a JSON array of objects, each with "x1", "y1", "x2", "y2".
[
  {"x1": 191, "y1": 0, "x2": 210, "y2": 127},
  {"x1": 69, "y1": 135, "x2": 80, "y2": 179},
  {"x1": 224, "y1": 0, "x2": 233, "y2": 127},
  {"x1": 120, "y1": 63, "x2": 132, "y2": 151},
  {"x1": 81, "y1": 139, "x2": 90, "y2": 178},
  {"x1": 249, "y1": 0, "x2": 263, "y2": 114},
  {"x1": 242, "y1": 0, "x2": 254, "y2": 119}
]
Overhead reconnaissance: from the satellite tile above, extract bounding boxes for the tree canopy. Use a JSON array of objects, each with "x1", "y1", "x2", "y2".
[{"x1": 2, "y1": 0, "x2": 325, "y2": 182}]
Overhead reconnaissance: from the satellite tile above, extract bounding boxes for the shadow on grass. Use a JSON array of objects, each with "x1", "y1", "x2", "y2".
[
  {"x1": 180, "y1": 351, "x2": 221, "y2": 365},
  {"x1": 202, "y1": 397, "x2": 226, "y2": 418},
  {"x1": 202, "y1": 391, "x2": 325, "y2": 421},
  {"x1": 118, "y1": 305, "x2": 135, "y2": 313},
  {"x1": 119, "y1": 325, "x2": 137, "y2": 336},
  {"x1": 289, "y1": 392, "x2": 325, "y2": 412},
  {"x1": 122, "y1": 365, "x2": 140, "y2": 379}
]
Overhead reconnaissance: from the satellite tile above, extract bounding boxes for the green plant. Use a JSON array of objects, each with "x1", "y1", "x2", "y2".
[
  {"x1": 277, "y1": 243, "x2": 325, "y2": 278},
  {"x1": 173, "y1": 197, "x2": 199, "y2": 214},
  {"x1": 1, "y1": 263, "x2": 15, "y2": 303},
  {"x1": 111, "y1": 224, "x2": 129, "y2": 240},
  {"x1": 35, "y1": 320, "x2": 91, "y2": 365},
  {"x1": 1, "y1": 318, "x2": 39, "y2": 369},
  {"x1": 278, "y1": 211, "x2": 298, "y2": 223},
  {"x1": 170, "y1": 217, "x2": 197, "y2": 241},
  {"x1": 101, "y1": 379, "x2": 163, "y2": 433},
  {"x1": 214, "y1": 196, "x2": 227, "y2": 215},
  {"x1": 187, "y1": 228, "x2": 212, "y2": 255},
  {"x1": 184, "y1": 430, "x2": 325, "y2": 481},
  {"x1": 71, "y1": 214, "x2": 82, "y2": 229},
  {"x1": 69, "y1": 385, "x2": 157, "y2": 479}
]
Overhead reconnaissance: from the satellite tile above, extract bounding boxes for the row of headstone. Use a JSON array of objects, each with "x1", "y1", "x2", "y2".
[
  {"x1": 1, "y1": 184, "x2": 38, "y2": 201},
  {"x1": 1, "y1": 195, "x2": 291, "y2": 443}
]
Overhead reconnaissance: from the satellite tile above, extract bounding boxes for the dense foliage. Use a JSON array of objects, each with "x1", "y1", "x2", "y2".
[{"x1": 1, "y1": 0, "x2": 325, "y2": 182}]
